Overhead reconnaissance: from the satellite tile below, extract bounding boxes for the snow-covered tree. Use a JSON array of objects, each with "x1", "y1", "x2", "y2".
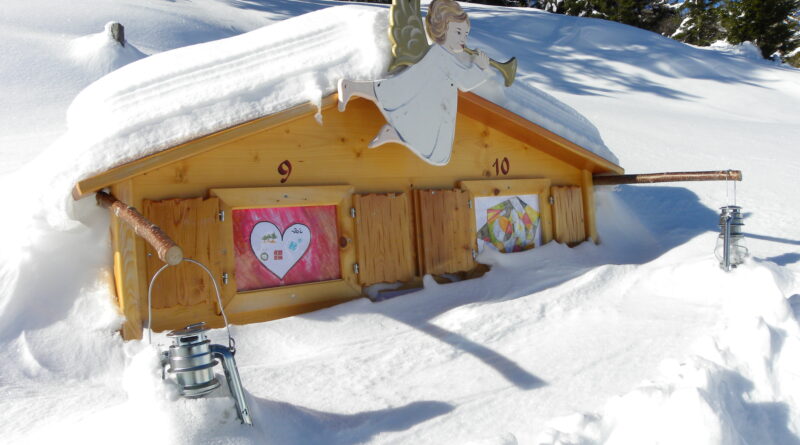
[
  {"x1": 673, "y1": 0, "x2": 725, "y2": 45},
  {"x1": 722, "y1": 0, "x2": 800, "y2": 59},
  {"x1": 531, "y1": 0, "x2": 681, "y2": 35}
]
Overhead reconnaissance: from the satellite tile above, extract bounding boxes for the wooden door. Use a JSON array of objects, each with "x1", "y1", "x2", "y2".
[
  {"x1": 352, "y1": 192, "x2": 417, "y2": 285},
  {"x1": 142, "y1": 197, "x2": 223, "y2": 310},
  {"x1": 414, "y1": 188, "x2": 476, "y2": 275},
  {"x1": 551, "y1": 186, "x2": 586, "y2": 245}
]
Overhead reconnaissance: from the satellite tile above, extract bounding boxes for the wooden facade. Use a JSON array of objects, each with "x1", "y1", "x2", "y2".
[{"x1": 75, "y1": 92, "x2": 623, "y2": 340}]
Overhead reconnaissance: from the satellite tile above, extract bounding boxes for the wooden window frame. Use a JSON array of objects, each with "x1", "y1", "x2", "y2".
[{"x1": 210, "y1": 185, "x2": 360, "y2": 320}]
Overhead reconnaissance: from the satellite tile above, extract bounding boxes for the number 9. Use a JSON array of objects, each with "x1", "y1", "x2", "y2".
[{"x1": 278, "y1": 160, "x2": 292, "y2": 183}]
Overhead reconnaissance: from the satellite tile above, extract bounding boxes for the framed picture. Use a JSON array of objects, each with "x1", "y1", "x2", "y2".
[
  {"x1": 459, "y1": 179, "x2": 553, "y2": 254},
  {"x1": 232, "y1": 205, "x2": 341, "y2": 291},
  {"x1": 211, "y1": 186, "x2": 359, "y2": 316}
]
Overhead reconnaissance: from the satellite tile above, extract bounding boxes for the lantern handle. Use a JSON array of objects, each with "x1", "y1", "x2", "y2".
[{"x1": 147, "y1": 258, "x2": 235, "y2": 352}]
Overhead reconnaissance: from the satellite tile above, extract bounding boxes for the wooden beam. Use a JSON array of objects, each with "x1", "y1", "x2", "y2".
[
  {"x1": 593, "y1": 170, "x2": 742, "y2": 186},
  {"x1": 97, "y1": 191, "x2": 183, "y2": 265}
]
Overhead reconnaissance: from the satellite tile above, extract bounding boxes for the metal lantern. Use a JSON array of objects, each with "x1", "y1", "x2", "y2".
[
  {"x1": 164, "y1": 323, "x2": 221, "y2": 397},
  {"x1": 149, "y1": 259, "x2": 253, "y2": 426},
  {"x1": 714, "y1": 205, "x2": 748, "y2": 271}
]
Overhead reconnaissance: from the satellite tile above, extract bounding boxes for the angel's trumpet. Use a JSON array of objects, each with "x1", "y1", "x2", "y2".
[{"x1": 463, "y1": 47, "x2": 517, "y2": 87}]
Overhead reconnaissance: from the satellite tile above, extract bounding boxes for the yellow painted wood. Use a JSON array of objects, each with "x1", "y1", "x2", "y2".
[
  {"x1": 353, "y1": 193, "x2": 417, "y2": 285},
  {"x1": 459, "y1": 178, "x2": 553, "y2": 245},
  {"x1": 581, "y1": 169, "x2": 598, "y2": 243},
  {"x1": 142, "y1": 197, "x2": 221, "y2": 309},
  {"x1": 92, "y1": 91, "x2": 621, "y2": 335},
  {"x1": 415, "y1": 189, "x2": 475, "y2": 275},
  {"x1": 73, "y1": 93, "x2": 621, "y2": 200},
  {"x1": 458, "y1": 92, "x2": 624, "y2": 175},
  {"x1": 110, "y1": 180, "x2": 144, "y2": 340},
  {"x1": 552, "y1": 186, "x2": 586, "y2": 245},
  {"x1": 72, "y1": 96, "x2": 339, "y2": 199},
  {"x1": 210, "y1": 185, "x2": 354, "y2": 209},
  {"x1": 129, "y1": 100, "x2": 584, "y2": 203}
]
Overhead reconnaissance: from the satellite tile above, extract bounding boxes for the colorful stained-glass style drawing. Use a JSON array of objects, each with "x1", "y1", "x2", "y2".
[
  {"x1": 475, "y1": 195, "x2": 540, "y2": 253},
  {"x1": 232, "y1": 205, "x2": 341, "y2": 291}
]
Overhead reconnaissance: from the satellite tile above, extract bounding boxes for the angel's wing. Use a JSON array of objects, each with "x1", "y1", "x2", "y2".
[{"x1": 388, "y1": 0, "x2": 431, "y2": 73}]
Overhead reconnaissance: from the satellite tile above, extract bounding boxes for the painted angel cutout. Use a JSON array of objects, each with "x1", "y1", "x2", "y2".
[{"x1": 337, "y1": 0, "x2": 515, "y2": 166}]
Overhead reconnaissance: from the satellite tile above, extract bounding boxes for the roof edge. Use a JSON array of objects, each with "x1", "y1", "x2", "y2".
[
  {"x1": 72, "y1": 96, "x2": 339, "y2": 199},
  {"x1": 73, "y1": 91, "x2": 622, "y2": 200},
  {"x1": 458, "y1": 92, "x2": 623, "y2": 175}
]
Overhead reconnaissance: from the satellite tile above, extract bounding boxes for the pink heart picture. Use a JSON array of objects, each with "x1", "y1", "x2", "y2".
[{"x1": 249, "y1": 222, "x2": 311, "y2": 279}]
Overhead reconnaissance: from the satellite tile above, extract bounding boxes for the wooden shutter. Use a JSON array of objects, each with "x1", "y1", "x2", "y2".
[
  {"x1": 143, "y1": 197, "x2": 222, "y2": 309},
  {"x1": 353, "y1": 193, "x2": 417, "y2": 285},
  {"x1": 551, "y1": 186, "x2": 586, "y2": 245},
  {"x1": 414, "y1": 189, "x2": 475, "y2": 275}
]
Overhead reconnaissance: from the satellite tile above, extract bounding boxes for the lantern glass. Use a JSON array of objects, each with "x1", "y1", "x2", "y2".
[{"x1": 715, "y1": 205, "x2": 748, "y2": 271}]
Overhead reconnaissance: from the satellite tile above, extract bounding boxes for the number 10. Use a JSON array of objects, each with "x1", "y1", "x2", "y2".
[{"x1": 492, "y1": 157, "x2": 510, "y2": 176}]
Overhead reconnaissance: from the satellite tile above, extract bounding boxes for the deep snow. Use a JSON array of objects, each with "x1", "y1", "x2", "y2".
[{"x1": 0, "y1": 1, "x2": 799, "y2": 444}]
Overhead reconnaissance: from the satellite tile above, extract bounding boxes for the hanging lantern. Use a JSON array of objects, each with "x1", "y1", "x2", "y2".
[
  {"x1": 162, "y1": 322, "x2": 253, "y2": 425},
  {"x1": 150, "y1": 259, "x2": 253, "y2": 426},
  {"x1": 714, "y1": 205, "x2": 748, "y2": 271},
  {"x1": 164, "y1": 322, "x2": 221, "y2": 398}
]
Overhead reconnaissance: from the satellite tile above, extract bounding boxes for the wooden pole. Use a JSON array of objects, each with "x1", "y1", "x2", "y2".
[
  {"x1": 96, "y1": 191, "x2": 183, "y2": 265},
  {"x1": 593, "y1": 170, "x2": 742, "y2": 186}
]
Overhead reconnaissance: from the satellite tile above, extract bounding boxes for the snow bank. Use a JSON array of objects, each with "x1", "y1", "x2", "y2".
[
  {"x1": 1, "y1": 1, "x2": 799, "y2": 443},
  {"x1": 707, "y1": 40, "x2": 766, "y2": 62},
  {"x1": 69, "y1": 22, "x2": 147, "y2": 80},
  {"x1": 537, "y1": 261, "x2": 800, "y2": 445},
  {"x1": 59, "y1": 4, "x2": 615, "y2": 195},
  {"x1": 61, "y1": 5, "x2": 390, "y2": 186}
]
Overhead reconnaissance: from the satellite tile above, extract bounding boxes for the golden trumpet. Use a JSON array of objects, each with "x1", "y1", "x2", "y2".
[{"x1": 463, "y1": 47, "x2": 517, "y2": 87}]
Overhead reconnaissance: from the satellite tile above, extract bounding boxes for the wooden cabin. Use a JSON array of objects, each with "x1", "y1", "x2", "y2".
[{"x1": 73, "y1": 91, "x2": 623, "y2": 340}]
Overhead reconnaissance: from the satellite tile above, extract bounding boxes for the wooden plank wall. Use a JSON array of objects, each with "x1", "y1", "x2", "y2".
[
  {"x1": 353, "y1": 193, "x2": 417, "y2": 285},
  {"x1": 142, "y1": 197, "x2": 221, "y2": 310},
  {"x1": 414, "y1": 189, "x2": 475, "y2": 275},
  {"x1": 551, "y1": 186, "x2": 586, "y2": 245},
  {"x1": 110, "y1": 180, "x2": 145, "y2": 340}
]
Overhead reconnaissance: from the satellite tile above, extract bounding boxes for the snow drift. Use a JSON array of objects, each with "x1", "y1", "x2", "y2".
[{"x1": 0, "y1": 1, "x2": 798, "y2": 444}]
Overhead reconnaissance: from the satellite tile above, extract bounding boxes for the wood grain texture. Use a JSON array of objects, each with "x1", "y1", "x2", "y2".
[
  {"x1": 593, "y1": 170, "x2": 740, "y2": 186},
  {"x1": 458, "y1": 92, "x2": 623, "y2": 175},
  {"x1": 74, "y1": 93, "x2": 621, "y2": 199},
  {"x1": 92, "y1": 92, "x2": 614, "y2": 335},
  {"x1": 581, "y1": 170, "x2": 598, "y2": 243},
  {"x1": 72, "y1": 96, "x2": 339, "y2": 199},
  {"x1": 353, "y1": 193, "x2": 417, "y2": 285},
  {"x1": 110, "y1": 181, "x2": 144, "y2": 340},
  {"x1": 415, "y1": 189, "x2": 475, "y2": 275},
  {"x1": 142, "y1": 197, "x2": 221, "y2": 310},
  {"x1": 97, "y1": 191, "x2": 183, "y2": 265},
  {"x1": 124, "y1": 100, "x2": 585, "y2": 205},
  {"x1": 552, "y1": 186, "x2": 586, "y2": 245}
]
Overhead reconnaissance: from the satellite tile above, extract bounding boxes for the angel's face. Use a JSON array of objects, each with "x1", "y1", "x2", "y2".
[{"x1": 443, "y1": 20, "x2": 469, "y2": 53}]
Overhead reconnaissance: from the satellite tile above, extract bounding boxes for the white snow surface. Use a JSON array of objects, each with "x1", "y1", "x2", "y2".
[{"x1": 1, "y1": 1, "x2": 800, "y2": 445}]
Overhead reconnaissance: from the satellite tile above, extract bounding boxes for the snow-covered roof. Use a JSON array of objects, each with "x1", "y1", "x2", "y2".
[{"x1": 65, "y1": 5, "x2": 619, "y2": 186}]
